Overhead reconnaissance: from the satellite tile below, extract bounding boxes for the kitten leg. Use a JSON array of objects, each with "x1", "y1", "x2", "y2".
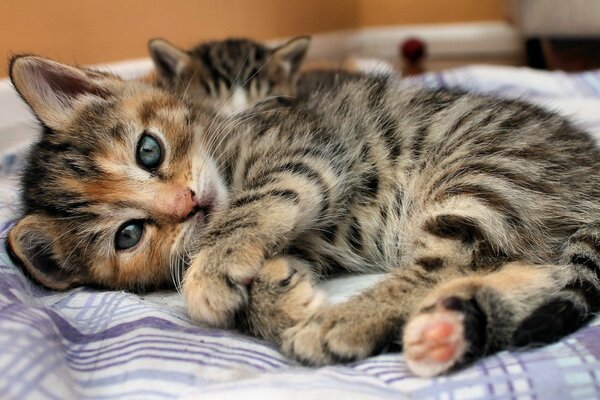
[
  {"x1": 281, "y1": 266, "x2": 447, "y2": 365},
  {"x1": 403, "y1": 262, "x2": 560, "y2": 376},
  {"x1": 240, "y1": 256, "x2": 326, "y2": 344},
  {"x1": 281, "y1": 210, "x2": 499, "y2": 365},
  {"x1": 404, "y1": 222, "x2": 600, "y2": 377}
]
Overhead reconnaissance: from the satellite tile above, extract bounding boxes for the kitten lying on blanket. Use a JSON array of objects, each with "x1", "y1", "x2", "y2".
[
  {"x1": 148, "y1": 37, "x2": 365, "y2": 113},
  {"x1": 8, "y1": 54, "x2": 600, "y2": 378}
]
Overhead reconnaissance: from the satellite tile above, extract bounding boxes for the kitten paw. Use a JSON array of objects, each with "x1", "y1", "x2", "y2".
[
  {"x1": 282, "y1": 304, "x2": 399, "y2": 365},
  {"x1": 403, "y1": 296, "x2": 486, "y2": 377},
  {"x1": 182, "y1": 245, "x2": 265, "y2": 328},
  {"x1": 182, "y1": 267, "x2": 249, "y2": 328},
  {"x1": 256, "y1": 257, "x2": 325, "y2": 321},
  {"x1": 243, "y1": 257, "x2": 325, "y2": 343}
]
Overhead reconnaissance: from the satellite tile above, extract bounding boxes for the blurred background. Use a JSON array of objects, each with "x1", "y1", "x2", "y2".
[
  {"x1": 1, "y1": 0, "x2": 506, "y2": 77},
  {"x1": 1, "y1": 0, "x2": 599, "y2": 76}
]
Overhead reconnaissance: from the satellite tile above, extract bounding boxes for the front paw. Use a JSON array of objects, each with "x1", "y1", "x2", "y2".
[
  {"x1": 282, "y1": 303, "x2": 399, "y2": 365},
  {"x1": 182, "y1": 245, "x2": 265, "y2": 328},
  {"x1": 243, "y1": 257, "x2": 325, "y2": 343},
  {"x1": 182, "y1": 267, "x2": 249, "y2": 328}
]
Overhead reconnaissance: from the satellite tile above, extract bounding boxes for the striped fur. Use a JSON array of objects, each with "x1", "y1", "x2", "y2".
[{"x1": 8, "y1": 55, "x2": 600, "y2": 377}]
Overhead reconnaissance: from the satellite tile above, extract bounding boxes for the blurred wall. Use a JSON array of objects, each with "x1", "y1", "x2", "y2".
[
  {"x1": 357, "y1": 0, "x2": 504, "y2": 26},
  {"x1": 0, "y1": 0, "x2": 504, "y2": 77}
]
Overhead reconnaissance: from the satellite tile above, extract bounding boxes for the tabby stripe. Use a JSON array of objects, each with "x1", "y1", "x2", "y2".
[
  {"x1": 410, "y1": 268, "x2": 438, "y2": 285},
  {"x1": 320, "y1": 224, "x2": 339, "y2": 244},
  {"x1": 321, "y1": 254, "x2": 347, "y2": 274},
  {"x1": 42, "y1": 141, "x2": 74, "y2": 154},
  {"x1": 565, "y1": 279, "x2": 600, "y2": 310},
  {"x1": 569, "y1": 254, "x2": 600, "y2": 277},
  {"x1": 231, "y1": 189, "x2": 300, "y2": 208},
  {"x1": 367, "y1": 78, "x2": 387, "y2": 107},
  {"x1": 393, "y1": 189, "x2": 404, "y2": 218},
  {"x1": 423, "y1": 214, "x2": 483, "y2": 243},
  {"x1": 203, "y1": 221, "x2": 259, "y2": 245},
  {"x1": 202, "y1": 213, "x2": 258, "y2": 242},
  {"x1": 367, "y1": 80, "x2": 403, "y2": 162},
  {"x1": 379, "y1": 205, "x2": 388, "y2": 223},
  {"x1": 196, "y1": 48, "x2": 219, "y2": 84},
  {"x1": 280, "y1": 143, "x2": 346, "y2": 162},
  {"x1": 436, "y1": 109, "x2": 496, "y2": 162},
  {"x1": 247, "y1": 161, "x2": 330, "y2": 214},
  {"x1": 360, "y1": 168, "x2": 380, "y2": 200},
  {"x1": 443, "y1": 103, "x2": 489, "y2": 141},
  {"x1": 347, "y1": 217, "x2": 363, "y2": 253},
  {"x1": 440, "y1": 183, "x2": 524, "y2": 230},
  {"x1": 242, "y1": 153, "x2": 260, "y2": 181},
  {"x1": 410, "y1": 123, "x2": 430, "y2": 161},
  {"x1": 374, "y1": 209, "x2": 388, "y2": 259},
  {"x1": 498, "y1": 109, "x2": 533, "y2": 131},
  {"x1": 570, "y1": 235, "x2": 600, "y2": 254},
  {"x1": 375, "y1": 229, "x2": 386, "y2": 257},
  {"x1": 431, "y1": 161, "x2": 555, "y2": 197},
  {"x1": 377, "y1": 112, "x2": 403, "y2": 161}
]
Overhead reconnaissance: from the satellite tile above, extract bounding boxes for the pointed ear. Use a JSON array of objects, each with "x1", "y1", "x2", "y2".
[
  {"x1": 148, "y1": 38, "x2": 192, "y2": 85},
  {"x1": 9, "y1": 55, "x2": 114, "y2": 130},
  {"x1": 6, "y1": 215, "x2": 83, "y2": 290},
  {"x1": 272, "y1": 36, "x2": 311, "y2": 76}
]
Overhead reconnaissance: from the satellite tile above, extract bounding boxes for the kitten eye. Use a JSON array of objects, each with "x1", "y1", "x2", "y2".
[
  {"x1": 115, "y1": 221, "x2": 144, "y2": 250},
  {"x1": 137, "y1": 133, "x2": 163, "y2": 170}
]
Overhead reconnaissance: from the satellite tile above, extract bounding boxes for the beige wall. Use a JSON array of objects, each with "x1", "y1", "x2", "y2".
[
  {"x1": 0, "y1": 0, "x2": 505, "y2": 77},
  {"x1": 357, "y1": 0, "x2": 505, "y2": 26}
]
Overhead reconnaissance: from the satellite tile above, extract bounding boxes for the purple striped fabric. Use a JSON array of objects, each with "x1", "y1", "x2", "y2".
[{"x1": 2, "y1": 65, "x2": 600, "y2": 399}]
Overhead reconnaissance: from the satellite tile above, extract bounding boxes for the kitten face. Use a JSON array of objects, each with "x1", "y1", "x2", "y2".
[
  {"x1": 148, "y1": 37, "x2": 310, "y2": 114},
  {"x1": 7, "y1": 56, "x2": 227, "y2": 291}
]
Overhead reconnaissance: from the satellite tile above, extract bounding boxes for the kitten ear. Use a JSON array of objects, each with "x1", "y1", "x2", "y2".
[
  {"x1": 148, "y1": 38, "x2": 192, "y2": 84},
  {"x1": 6, "y1": 215, "x2": 83, "y2": 290},
  {"x1": 9, "y1": 55, "x2": 114, "y2": 130},
  {"x1": 272, "y1": 36, "x2": 311, "y2": 76}
]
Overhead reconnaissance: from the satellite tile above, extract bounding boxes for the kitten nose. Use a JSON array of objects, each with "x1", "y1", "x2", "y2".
[{"x1": 173, "y1": 188, "x2": 198, "y2": 219}]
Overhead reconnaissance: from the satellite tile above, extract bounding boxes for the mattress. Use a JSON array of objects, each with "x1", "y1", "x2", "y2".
[{"x1": 2, "y1": 65, "x2": 600, "y2": 399}]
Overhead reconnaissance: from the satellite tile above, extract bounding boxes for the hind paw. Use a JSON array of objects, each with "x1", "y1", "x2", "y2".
[{"x1": 404, "y1": 295, "x2": 486, "y2": 377}]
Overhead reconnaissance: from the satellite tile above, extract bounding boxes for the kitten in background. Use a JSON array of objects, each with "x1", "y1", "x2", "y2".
[
  {"x1": 148, "y1": 37, "x2": 310, "y2": 115},
  {"x1": 148, "y1": 36, "x2": 381, "y2": 114}
]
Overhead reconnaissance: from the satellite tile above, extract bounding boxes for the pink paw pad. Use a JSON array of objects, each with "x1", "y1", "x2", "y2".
[
  {"x1": 421, "y1": 321, "x2": 457, "y2": 362},
  {"x1": 403, "y1": 296, "x2": 467, "y2": 377}
]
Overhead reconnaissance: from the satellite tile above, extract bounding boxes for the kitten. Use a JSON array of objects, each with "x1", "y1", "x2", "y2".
[
  {"x1": 148, "y1": 37, "x2": 310, "y2": 114},
  {"x1": 8, "y1": 55, "x2": 600, "y2": 378},
  {"x1": 149, "y1": 37, "x2": 366, "y2": 112}
]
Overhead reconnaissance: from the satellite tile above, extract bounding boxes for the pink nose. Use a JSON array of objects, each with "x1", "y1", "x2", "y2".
[{"x1": 172, "y1": 188, "x2": 198, "y2": 219}]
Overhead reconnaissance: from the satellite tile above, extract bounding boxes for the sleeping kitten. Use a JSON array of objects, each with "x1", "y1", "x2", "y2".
[
  {"x1": 8, "y1": 55, "x2": 600, "y2": 378},
  {"x1": 149, "y1": 37, "x2": 366, "y2": 112},
  {"x1": 148, "y1": 37, "x2": 310, "y2": 114}
]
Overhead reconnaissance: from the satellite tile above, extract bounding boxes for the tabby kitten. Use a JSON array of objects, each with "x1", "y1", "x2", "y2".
[
  {"x1": 148, "y1": 37, "x2": 310, "y2": 114},
  {"x1": 149, "y1": 37, "x2": 367, "y2": 113},
  {"x1": 8, "y1": 55, "x2": 600, "y2": 378}
]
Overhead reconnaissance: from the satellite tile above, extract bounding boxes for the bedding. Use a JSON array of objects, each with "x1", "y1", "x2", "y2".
[{"x1": 2, "y1": 65, "x2": 600, "y2": 399}]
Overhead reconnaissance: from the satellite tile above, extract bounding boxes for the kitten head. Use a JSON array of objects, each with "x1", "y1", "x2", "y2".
[
  {"x1": 6, "y1": 55, "x2": 227, "y2": 291},
  {"x1": 148, "y1": 36, "x2": 310, "y2": 114}
]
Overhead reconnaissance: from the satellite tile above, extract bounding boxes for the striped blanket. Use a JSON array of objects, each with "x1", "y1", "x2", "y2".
[{"x1": 2, "y1": 65, "x2": 600, "y2": 399}]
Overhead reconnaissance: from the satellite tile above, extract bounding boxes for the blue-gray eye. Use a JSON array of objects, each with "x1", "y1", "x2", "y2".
[
  {"x1": 115, "y1": 221, "x2": 144, "y2": 250},
  {"x1": 137, "y1": 134, "x2": 162, "y2": 170}
]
